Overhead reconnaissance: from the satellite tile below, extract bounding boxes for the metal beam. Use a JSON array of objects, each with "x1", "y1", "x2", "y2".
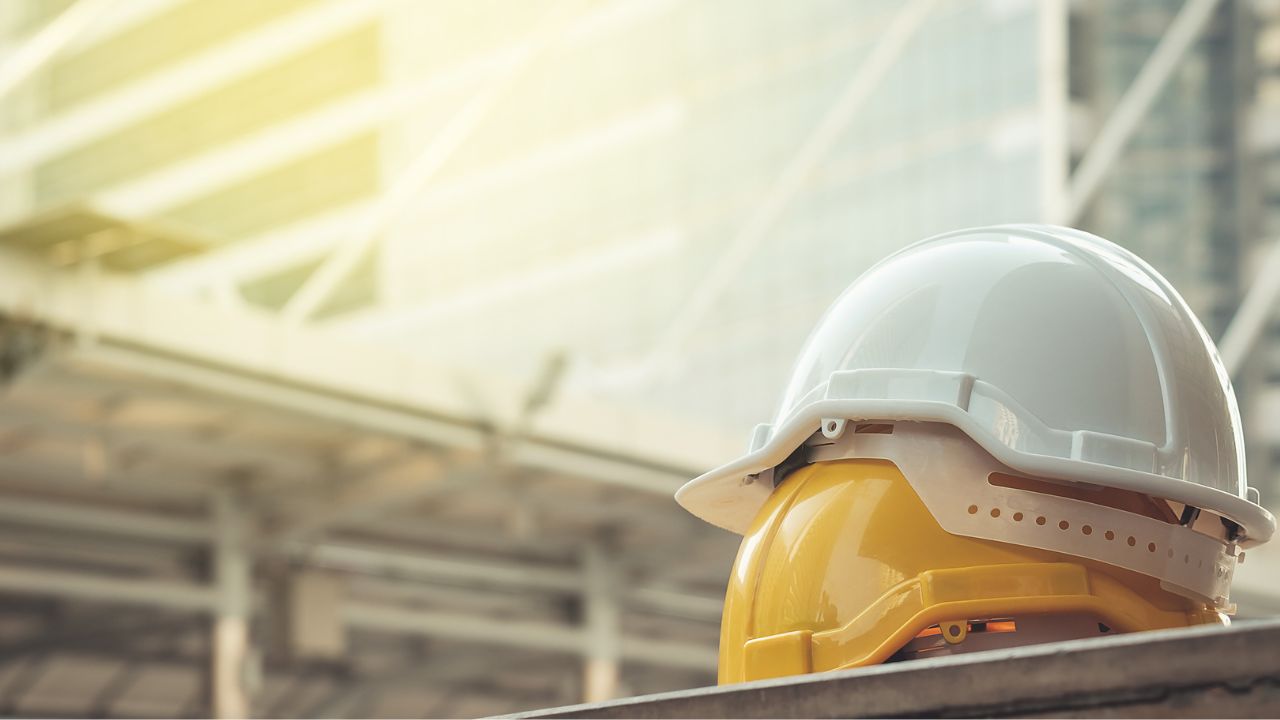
[
  {"x1": 630, "y1": 587, "x2": 722, "y2": 622},
  {"x1": 64, "y1": 343, "x2": 702, "y2": 497},
  {"x1": 0, "y1": 494, "x2": 727, "y2": 617},
  {"x1": 0, "y1": 558, "x2": 718, "y2": 671},
  {"x1": 305, "y1": 540, "x2": 726, "y2": 622},
  {"x1": 1059, "y1": 0, "x2": 1223, "y2": 224},
  {"x1": 0, "y1": 564, "x2": 216, "y2": 610},
  {"x1": 55, "y1": 342, "x2": 466, "y2": 454},
  {"x1": 344, "y1": 603, "x2": 585, "y2": 654},
  {"x1": 309, "y1": 512, "x2": 577, "y2": 560},
  {"x1": 344, "y1": 574, "x2": 566, "y2": 617},
  {"x1": 619, "y1": 636, "x2": 717, "y2": 673},
  {"x1": 0, "y1": 247, "x2": 733, "y2": 480},
  {"x1": 0, "y1": 0, "x2": 118, "y2": 103},
  {"x1": 264, "y1": 453, "x2": 450, "y2": 546},
  {"x1": 0, "y1": 495, "x2": 208, "y2": 543},
  {"x1": 299, "y1": 541, "x2": 582, "y2": 593},
  {"x1": 0, "y1": 449, "x2": 215, "y2": 500},
  {"x1": 0, "y1": 402, "x2": 325, "y2": 483},
  {"x1": 343, "y1": 602, "x2": 716, "y2": 671},
  {"x1": 1217, "y1": 237, "x2": 1280, "y2": 377}
]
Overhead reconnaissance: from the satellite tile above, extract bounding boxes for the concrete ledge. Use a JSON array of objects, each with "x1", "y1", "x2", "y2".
[{"x1": 509, "y1": 620, "x2": 1280, "y2": 718}]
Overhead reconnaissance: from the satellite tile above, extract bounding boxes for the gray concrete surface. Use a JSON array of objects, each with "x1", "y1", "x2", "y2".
[{"x1": 508, "y1": 619, "x2": 1280, "y2": 718}]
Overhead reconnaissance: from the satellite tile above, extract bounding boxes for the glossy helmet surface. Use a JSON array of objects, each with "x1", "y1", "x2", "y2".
[
  {"x1": 681, "y1": 225, "x2": 1273, "y2": 683},
  {"x1": 678, "y1": 224, "x2": 1273, "y2": 544}
]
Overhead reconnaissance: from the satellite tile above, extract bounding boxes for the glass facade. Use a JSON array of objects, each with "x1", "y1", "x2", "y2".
[
  {"x1": 368, "y1": 0, "x2": 1055, "y2": 435},
  {"x1": 1068, "y1": 0, "x2": 1280, "y2": 505},
  {"x1": 5, "y1": 0, "x2": 1275, "y2": 492},
  {"x1": 0, "y1": 0, "x2": 1057, "y2": 439},
  {"x1": 1073, "y1": 0, "x2": 1240, "y2": 333}
]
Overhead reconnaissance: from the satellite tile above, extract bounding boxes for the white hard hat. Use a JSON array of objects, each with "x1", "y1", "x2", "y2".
[{"x1": 677, "y1": 224, "x2": 1275, "y2": 546}]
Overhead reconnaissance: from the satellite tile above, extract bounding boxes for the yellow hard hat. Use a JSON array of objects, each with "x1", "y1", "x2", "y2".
[{"x1": 679, "y1": 225, "x2": 1274, "y2": 684}]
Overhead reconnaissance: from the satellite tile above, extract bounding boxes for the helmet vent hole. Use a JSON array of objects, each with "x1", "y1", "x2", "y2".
[
  {"x1": 990, "y1": 508, "x2": 1001, "y2": 518},
  {"x1": 1012, "y1": 512, "x2": 1023, "y2": 522},
  {"x1": 1082, "y1": 525, "x2": 1093, "y2": 535},
  {"x1": 1147, "y1": 542, "x2": 1156, "y2": 553},
  {"x1": 1105, "y1": 530, "x2": 1115, "y2": 541},
  {"x1": 1127, "y1": 536, "x2": 1137, "y2": 547},
  {"x1": 1058, "y1": 520, "x2": 1070, "y2": 530},
  {"x1": 1036, "y1": 516, "x2": 1047, "y2": 526},
  {"x1": 967, "y1": 505, "x2": 978, "y2": 515}
]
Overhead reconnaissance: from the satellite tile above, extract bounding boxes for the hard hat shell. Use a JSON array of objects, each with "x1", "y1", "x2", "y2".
[
  {"x1": 719, "y1": 454, "x2": 1223, "y2": 684},
  {"x1": 676, "y1": 224, "x2": 1275, "y2": 545}
]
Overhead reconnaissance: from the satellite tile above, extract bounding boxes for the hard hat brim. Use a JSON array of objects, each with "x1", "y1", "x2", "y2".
[{"x1": 675, "y1": 390, "x2": 1276, "y2": 545}]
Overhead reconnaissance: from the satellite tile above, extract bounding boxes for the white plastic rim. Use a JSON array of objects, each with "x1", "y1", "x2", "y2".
[
  {"x1": 808, "y1": 424, "x2": 1235, "y2": 607},
  {"x1": 676, "y1": 224, "x2": 1276, "y2": 545}
]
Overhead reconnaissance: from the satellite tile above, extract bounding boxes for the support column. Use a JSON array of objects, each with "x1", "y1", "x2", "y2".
[
  {"x1": 581, "y1": 543, "x2": 620, "y2": 703},
  {"x1": 74, "y1": 252, "x2": 99, "y2": 349},
  {"x1": 212, "y1": 490, "x2": 252, "y2": 719}
]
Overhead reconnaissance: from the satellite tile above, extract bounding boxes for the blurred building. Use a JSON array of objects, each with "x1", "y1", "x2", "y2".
[
  {"x1": 0, "y1": 0, "x2": 1278, "y2": 717},
  {"x1": 2, "y1": 0, "x2": 1061, "y2": 432},
  {"x1": 1068, "y1": 0, "x2": 1280, "y2": 510},
  {"x1": 1241, "y1": 0, "x2": 1280, "y2": 515}
]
